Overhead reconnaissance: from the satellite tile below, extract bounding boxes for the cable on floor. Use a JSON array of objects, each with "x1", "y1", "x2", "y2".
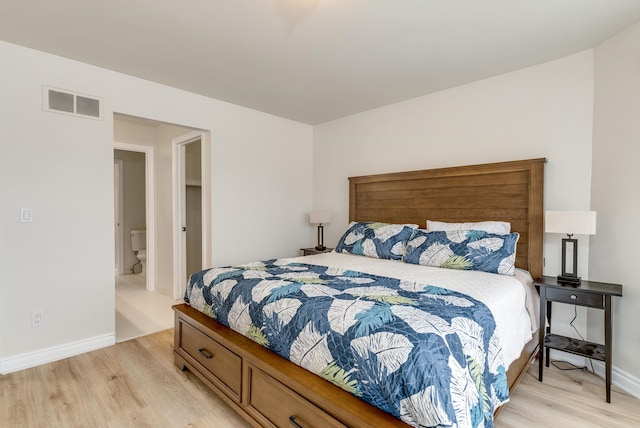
[
  {"x1": 552, "y1": 305, "x2": 595, "y2": 374},
  {"x1": 550, "y1": 359, "x2": 593, "y2": 373}
]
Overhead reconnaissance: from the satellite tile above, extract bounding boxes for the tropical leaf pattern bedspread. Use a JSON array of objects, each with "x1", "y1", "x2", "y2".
[{"x1": 185, "y1": 259, "x2": 509, "y2": 428}]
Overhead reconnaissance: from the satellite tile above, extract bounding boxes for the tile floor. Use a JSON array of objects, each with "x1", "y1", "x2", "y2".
[{"x1": 115, "y1": 274, "x2": 181, "y2": 342}]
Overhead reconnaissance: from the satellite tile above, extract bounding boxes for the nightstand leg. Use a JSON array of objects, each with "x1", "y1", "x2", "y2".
[
  {"x1": 538, "y1": 289, "x2": 547, "y2": 382},
  {"x1": 605, "y1": 295, "x2": 612, "y2": 403},
  {"x1": 545, "y1": 300, "x2": 551, "y2": 368}
]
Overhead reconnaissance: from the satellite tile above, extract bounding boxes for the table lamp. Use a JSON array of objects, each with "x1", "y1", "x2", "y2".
[
  {"x1": 309, "y1": 211, "x2": 331, "y2": 251},
  {"x1": 545, "y1": 211, "x2": 597, "y2": 285}
]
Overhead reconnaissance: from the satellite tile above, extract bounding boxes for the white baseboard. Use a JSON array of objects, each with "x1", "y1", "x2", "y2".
[
  {"x1": 0, "y1": 333, "x2": 115, "y2": 375},
  {"x1": 593, "y1": 360, "x2": 640, "y2": 400},
  {"x1": 548, "y1": 350, "x2": 640, "y2": 399}
]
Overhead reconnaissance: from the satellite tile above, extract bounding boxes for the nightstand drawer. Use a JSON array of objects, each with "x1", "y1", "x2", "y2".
[{"x1": 545, "y1": 287, "x2": 604, "y2": 308}]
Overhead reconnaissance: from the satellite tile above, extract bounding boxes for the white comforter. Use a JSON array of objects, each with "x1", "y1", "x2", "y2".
[{"x1": 288, "y1": 251, "x2": 539, "y2": 368}]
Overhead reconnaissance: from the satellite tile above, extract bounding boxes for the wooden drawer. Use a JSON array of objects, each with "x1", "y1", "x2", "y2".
[
  {"x1": 178, "y1": 320, "x2": 242, "y2": 400},
  {"x1": 545, "y1": 287, "x2": 604, "y2": 308},
  {"x1": 247, "y1": 365, "x2": 347, "y2": 428}
]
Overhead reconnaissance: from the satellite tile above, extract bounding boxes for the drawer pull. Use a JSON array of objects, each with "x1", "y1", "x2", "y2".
[
  {"x1": 198, "y1": 348, "x2": 213, "y2": 359},
  {"x1": 289, "y1": 416, "x2": 304, "y2": 428},
  {"x1": 570, "y1": 294, "x2": 577, "y2": 300}
]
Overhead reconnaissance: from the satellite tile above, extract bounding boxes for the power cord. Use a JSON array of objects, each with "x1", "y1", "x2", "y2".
[
  {"x1": 550, "y1": 360, "x2": 592, "y2": 373},
  {"x1": 552, "y1": 305, "x2": 595, "y2": 374}
]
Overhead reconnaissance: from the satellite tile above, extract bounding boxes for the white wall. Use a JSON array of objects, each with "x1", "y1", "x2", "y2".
[
  {"x1": 591, "y1": 22, "x2": 640, "y2": 383},
  {"x1": 186, "y1": 141, "x2": 202, "y2": 184},
  {"x1": 314, "y1": 51, "x2": 595, "y2": 341},
  {"x1": 0, "y1": 40, "x2": 313, "y2": 370}
]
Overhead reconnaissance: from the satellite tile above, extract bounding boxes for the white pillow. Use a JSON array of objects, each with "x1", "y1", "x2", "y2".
[{"x1": 426, "y1": 220, "x2": 511, "y2": 235}]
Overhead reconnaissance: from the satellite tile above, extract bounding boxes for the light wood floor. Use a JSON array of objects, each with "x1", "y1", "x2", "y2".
[{"x1": 1, "y1": 329, "x2": 638, "y2": 428}]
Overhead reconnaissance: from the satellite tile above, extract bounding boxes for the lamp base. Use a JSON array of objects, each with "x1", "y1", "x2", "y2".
[
  {"x1": 315, "y1": 224, "x2": 325, "y2": 252},
  {"x1": 557, "y1": 275, "x2": 581, "y2": 286}
]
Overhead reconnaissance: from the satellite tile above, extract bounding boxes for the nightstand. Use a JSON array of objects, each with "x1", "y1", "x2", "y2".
[
  {"x1": 300, "y1": 247, "x2": 333, "y2": 256},
  {"x1": 535, "y1": 276, "x2": 622, "y2": 402}
]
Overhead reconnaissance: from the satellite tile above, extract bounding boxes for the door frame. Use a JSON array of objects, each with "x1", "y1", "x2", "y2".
[
  {"x1": 114, "y1": 158, "x2": 124, "y2": 275},
  {"x1": 172, "y1": 130, "x2": 210, "y2": 299},
  {"x1": 113, "y1": 142, "x2": 156, "y2": 292}
]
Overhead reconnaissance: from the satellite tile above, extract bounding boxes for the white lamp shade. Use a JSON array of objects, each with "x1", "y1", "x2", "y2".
[
  {"x1": 545, "y1": 211, "x2": 596, "y2": 235},
  {"x1": 309, "y1": 210, "x2": 331, "y2": 224}
]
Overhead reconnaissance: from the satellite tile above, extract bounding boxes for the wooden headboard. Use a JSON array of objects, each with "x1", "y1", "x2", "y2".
[{"x1": 348, "y1": 158, "x2": 546, "y2": 279}]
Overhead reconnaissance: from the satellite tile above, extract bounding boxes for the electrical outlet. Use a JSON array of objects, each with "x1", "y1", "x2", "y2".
[{"x1": 32, "y1": 311, "x2": 44, "y2": 327}]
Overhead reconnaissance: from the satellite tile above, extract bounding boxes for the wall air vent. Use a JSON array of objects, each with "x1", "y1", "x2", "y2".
[{"x1": 43, "y1": 86, "x2": 103, "y2": 120}]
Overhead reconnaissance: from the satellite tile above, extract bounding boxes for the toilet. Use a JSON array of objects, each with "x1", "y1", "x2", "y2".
[{"x1": 130, "y1": 229, "x2": 147, "y2": 278}]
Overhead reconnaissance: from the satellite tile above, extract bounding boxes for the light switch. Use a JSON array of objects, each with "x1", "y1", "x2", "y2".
[{"x1": 20, "y1": 208, "x2": 32, "y2": 223}]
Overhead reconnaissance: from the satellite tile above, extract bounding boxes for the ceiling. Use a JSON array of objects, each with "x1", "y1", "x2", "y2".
[{"x1": 2, "y1": 1, "x2": 640, "y2": 125}]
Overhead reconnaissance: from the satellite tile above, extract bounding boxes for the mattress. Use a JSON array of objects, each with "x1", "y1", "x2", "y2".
[
  {"x1": 184, "y1": 252, "x2": 538, "y2": 428},
  {"x1": 296, "y1": 252, "x2": 539, "y2": 368}
]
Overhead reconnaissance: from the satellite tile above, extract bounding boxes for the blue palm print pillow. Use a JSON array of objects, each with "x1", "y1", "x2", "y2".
[
  {"x1": 404, "y1": 229, "x2": 520, "y2": 275},
  {"x1": 335, "y1": 222, "x2": 418, "y2": 260}
]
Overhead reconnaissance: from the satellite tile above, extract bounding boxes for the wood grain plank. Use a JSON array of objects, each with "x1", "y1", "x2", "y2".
[
  {"x1": 0, "y1": 331, "x2": 250, "y2": 428},
  {"x1": 348, "y1": 158, "x2": 546, "y2": 278},
  {"x1": 1, "y1": 330, "x2": 637, "y2": 428}
]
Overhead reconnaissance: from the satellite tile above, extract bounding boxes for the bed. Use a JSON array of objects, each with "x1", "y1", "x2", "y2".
[{"x1": 173, "y1": 158, "x2": 546, "y2": 428}]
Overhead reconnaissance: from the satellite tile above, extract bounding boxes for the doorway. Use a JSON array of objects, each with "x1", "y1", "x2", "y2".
[
  {"x1": 112, "y1": 115, "x2": 210, "y2": 341},
  {"x1": 173, "y1": 131, "x2": 209, "y2": 299},
  {"x1": 113, "y1": 142, "x2": 156, "y2": 291},
  {"x1": 186, "y1": 157, "x2": 203, "y2": 278}
]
